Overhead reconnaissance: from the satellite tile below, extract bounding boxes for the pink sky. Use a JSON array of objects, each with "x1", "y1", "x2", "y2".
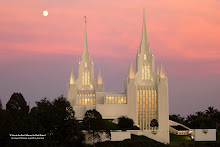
[{"x1": 0, "y1": 0, "x2": 220, "y2": 116}]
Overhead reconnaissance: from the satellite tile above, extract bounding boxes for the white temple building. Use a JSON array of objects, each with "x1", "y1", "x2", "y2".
[{"x1": 67, "y1": 10, "x2": 170, "y2": 144}]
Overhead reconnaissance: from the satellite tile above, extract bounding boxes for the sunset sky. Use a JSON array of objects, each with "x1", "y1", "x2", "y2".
[{"x1": 0, "y1": 0, "x2": 219, "y2": 116}]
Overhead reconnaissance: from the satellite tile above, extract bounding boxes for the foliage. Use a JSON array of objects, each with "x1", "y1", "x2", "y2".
[
  {"x1": 82, "y1": 109, "x2": 109, "y2": 144},
  {"x1": 1, "y1": 92, "x2": 220, "y2": 146},
  {"x1": 170, "y1": 106, "x2": 220, "y2": 129},
  {"x1": 103, "y1": 120, "x2": 119, "y2": 130},
  {"x1": 52, "y1": 96, "x2": 84, "y2": 144},
  {"x1": 29, "y1": 98, "x2": 53, "y2": 134},
  {"x1": 118, "y1": 116, "x2": 134, "y2": 130},
  {"x1": 31, "y1": 95, "x2": 84, "y2": 144},
  {"x1": 6, "y1": 93, "x2": 29, "y2": 117},
  {"x1": 0, "y1": 99, "x2": 2, "y2": 110},
  {"x1": 206, "y1": 106, "x2": 218, "y2": 117},
  {"x1": 186, "y1": 107, "x2": 219, "y2": 129},
  {"x1": 96, "y1": 134, "x2": 166, "y2": 147},
  {"x1": 83, "y1": 109, "x2": 106, "y2": 130},
  {"x1": 150, "y1": 119, "x2": 159, "y2": 129},
  {"x1": 0, "y1": 93, "x2": 84, "y2": 146},
  {"x1": 1, "y1": 93, "x2": 30, "y2": 136},
  {"x1": 169, "y1": 114, "x2": 185, "y2": 124}
]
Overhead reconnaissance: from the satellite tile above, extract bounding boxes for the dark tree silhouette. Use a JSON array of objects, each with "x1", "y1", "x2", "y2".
[
  {"x1": 118, "y1": 116, "x2": 134, "y2": 130},
  {"x1": 195, "y1": 111, "x2": 205, "y2": 117},
  {"x1": 29, "y1": 96, "x2": 84, "y2": 144},
  {"x1": 51, "y1": 95, "x2": 84, "y2": 144},
  {"x1": 150, "y1": 119, "x2": 159, "y2": 129},
  {"x1": 169, "y1": 114, "x2": 185, "y2": 124},
  {"x1": 205, "y1": 106, "x2": 217, "y2": 117},
  {"x1": 1, "y1": 94, "x2": 85, "y2": 146},
  {"x1": 184, "y1": 107, "x2": 220, "y2": 129},
  {"x1": 83, "y1": 109, "x2": 108, "y2": 145},
  {"x1": 213, "y1": 111, "x2": 220, "y2": 128},
  {"x1": 6, "y1": 93, "x2": 29, "y2": 117},
  {"x1": 186, "y1": 114, "x2": 196, "y2": 123},
  {"x1": 30, "y1": 98, "x2": 54, "y2": 134},
  {"x1": 0, "y1": 99, "x2": 2, "y2": 110},
  {"x1": 6, "y1": 93, "x2": 30, "y2": 132}
]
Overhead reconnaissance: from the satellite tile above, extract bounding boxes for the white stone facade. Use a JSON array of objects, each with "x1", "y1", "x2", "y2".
[
  {"x1": 67, "y1": 9, "x2": 170, "y2": 144},
  {"x1": 194, "y1": 129, "x2": 216, "y2": 141}
]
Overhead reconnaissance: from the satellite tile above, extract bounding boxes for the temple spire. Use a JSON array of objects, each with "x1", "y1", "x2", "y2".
[
  {"x1": 139, "y1": 8, "x2": 149, "y2": 54},
  {"x1": 160, "y1": 64, "x2": 165, "y2": 79},
  {"x1": 70, "y1": 71, "x2": 75, "y2": 84},
  {"x1": 127, "y1": 63, "x2": 135, "y2": 79},
  {"x1": 157, "y1": 66, "x2": 160, "y2": 75},
  {"x1": 97, "y1": 68, "x2": 103, "y2": 84},
  {"x1": 141, "y1": 8, "x2": 148, "y2": 47},
  {"x1": 82, "y1": 16, "x2": 89, "y2": 61},
  {"x1": 142, "y1": 8, "x2": 147, "y2": 42}
]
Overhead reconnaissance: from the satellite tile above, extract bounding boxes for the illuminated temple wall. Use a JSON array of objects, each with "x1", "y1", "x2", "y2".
[
  {"x1": 137, "y1": 88, "x2": 158, "y2": 130},
  {"x1": 67, "y1": 9, "x2": 169, "y2": 144}
]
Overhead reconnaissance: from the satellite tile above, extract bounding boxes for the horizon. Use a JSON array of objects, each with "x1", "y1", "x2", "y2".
[{"x1": 0, "y1": 0, "x2": 220, "y2": 117}]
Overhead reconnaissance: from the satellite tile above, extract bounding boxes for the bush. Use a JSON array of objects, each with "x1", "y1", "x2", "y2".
[{"x1": 118, "y1": 116, "x2": 134, "y2": 130}]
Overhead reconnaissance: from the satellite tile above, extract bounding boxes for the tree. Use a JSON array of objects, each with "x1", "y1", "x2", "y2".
[
  {"x1": 205, "y1": 106, "x2": 217, "y2": 117},
  {"x1": 186, "y1": 114, "x2": 196, "y2": 123},
  {"x1": 169, "y1": 114, "x2": 184, "y2": 124},
  {"x1": 118, "y1": 116, "x2": 134, "y2": 130},
  {"x1": 195, "y1": 111, "x2": 205, "y2": 117},
  {"x1": 83, "y1": 109, "x2": 108, "y2": 145},
  {"x1": 29, "y1": 98, "x2": 53, "y2": 134},
  {"x1": 6, "y1": 93, "x2": 29, "y2": 117},
  {"x1": 4, "y1": 93, "x2": 30, "y2": 134},
  {"x1": 29, "y1": 96, "x2": 84, "y2": 145},
  {"x1": 0, "y1": 99, "x2": 2, "y2": 110},
  {"x1": 51, "y1": 95, "x2": 84, "y2": 144},
  {"x1": 213, "y1": 110, "x2": 220, "y2": 128},
  {"x1": 150, "y1": 119, "x2": 158, "y2": 129}
]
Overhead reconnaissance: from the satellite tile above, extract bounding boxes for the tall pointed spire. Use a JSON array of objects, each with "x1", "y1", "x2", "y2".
[
  {"x1": 82, "y1": 16, "x2": 90, "y2": 61},
  {"x1": 160, "y1": 64, "x2": 165, "y2": 79},
  {"x1": 157, "y1": 66, "x2": 160, "y2": 75},
  {"x1": 140, "y1": 8, "x2": 149, "y2": 51},
  {"x1": 142, "y1": 8, "x2": 147, "y2": 44},
  {"x1": 70, "y1": 71, "x2": 75, "y2": 84},
  {"x1": 128, "y1": 63, "x2": 135, "y2": 79},
  {"x1": 97, "y1": 68, "x2": 103, "y2": 84}
]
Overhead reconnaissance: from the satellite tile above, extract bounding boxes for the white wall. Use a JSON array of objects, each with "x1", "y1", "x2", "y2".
[
  {"x1": 73, "y1": 106, "x2": 86, "y2": 119},
  {"x1": 96, "y1": 92, "x2": 105, "y2": 104},
  {"x1": 96, "y1": 104, "x2": 129, "y2": 118},
  {"x1": 194, "y1": 129, "x2": 216, "y2": 141},
  {"x1": 111, "y1": 132, "x2": 131, "y2": 141},
  {"x1": 128, "y1": 130, "x2": 144, "y2": 136}
]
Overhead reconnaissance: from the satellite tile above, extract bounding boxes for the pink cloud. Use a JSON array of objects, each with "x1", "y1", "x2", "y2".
[{"x1": 0, "y1": 0, "x2": 220, "y2": 76}]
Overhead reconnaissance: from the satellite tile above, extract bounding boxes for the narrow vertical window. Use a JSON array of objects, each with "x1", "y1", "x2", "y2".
[
  {"x1": 145, "y1": 65, "x2": 147, "y2": 79},
  {"x1": 124, "y1": 97, "x2": 126, "y2": 104},
  {"x1": 85, "y1": 72, "x2": 87, "y2": 85},
  {"x1": 82, "y1": 72, "x2": 85, "y2": 85},
  {"x1": 147, "y1": 66, "x2": 150, "y2": 79},
  {"x1": 88, "y1": 72, "x2": 90, "y2": 85}
]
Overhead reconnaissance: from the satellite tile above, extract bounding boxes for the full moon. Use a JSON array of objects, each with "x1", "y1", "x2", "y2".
[{"x1": 43, "y1": 10, "x2": 48, "y2": 16}]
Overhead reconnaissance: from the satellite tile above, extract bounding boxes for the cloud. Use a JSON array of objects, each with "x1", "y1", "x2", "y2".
[{"x1": 0, "y1": 0, "x2": 220, "y2": 113}]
